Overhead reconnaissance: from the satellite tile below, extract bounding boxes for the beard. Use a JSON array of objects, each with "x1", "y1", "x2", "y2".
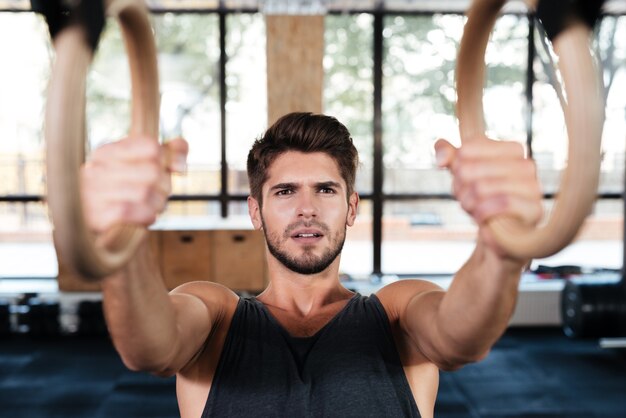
[{"x1": 261, "y1": 216, "x2": 346, "y2": 275}]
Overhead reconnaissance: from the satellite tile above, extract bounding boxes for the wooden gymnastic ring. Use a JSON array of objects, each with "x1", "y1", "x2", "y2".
[
  {"x1": 46, "y1": 0, "x2": 159, "y2": 280},
  {"x1": 456, "y1": 0, "x2": 604, "y2": 259}
]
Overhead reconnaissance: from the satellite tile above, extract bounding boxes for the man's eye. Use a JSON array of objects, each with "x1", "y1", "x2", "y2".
[
  {"x1": 319, "y1": 188, "x2": 335, "y2": 194},
  {"x1": 276, "y1": 189, "x2": 293, "y2": 196}
]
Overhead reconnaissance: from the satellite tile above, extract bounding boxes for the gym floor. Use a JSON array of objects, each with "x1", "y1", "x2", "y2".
[{"x1": 0, "y1": 328, "x2": 624, "y2": 417}]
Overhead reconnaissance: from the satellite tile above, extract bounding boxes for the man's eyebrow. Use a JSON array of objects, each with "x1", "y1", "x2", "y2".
[
  {"x1": 268, "y1": 181, "x2": 343, "y2": 192},
  {"x1": 316, "y1": 181, "x2": 342, "y2": 189},
  {"x1": 269, "y1": 182, "x2": 299, "y2": 192}
]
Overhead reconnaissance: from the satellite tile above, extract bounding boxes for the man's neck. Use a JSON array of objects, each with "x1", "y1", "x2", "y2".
[{"x1": 258, "y1": 256, "x2": 353, "y2": 317}]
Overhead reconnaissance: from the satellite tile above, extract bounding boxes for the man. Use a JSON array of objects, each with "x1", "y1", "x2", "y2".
[{"x1": 82, "y1": 112, "x2": 542, "y2": 417}]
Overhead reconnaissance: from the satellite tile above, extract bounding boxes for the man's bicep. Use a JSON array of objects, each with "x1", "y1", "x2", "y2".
[
  {"x1": 378, "y1": 280, "x2": 453, "y2": 368},
  {"x1": 400, "y1": 289, "x2": 451, "y2": 365},
  {"x1": 166, "y1": 282, "x2": 237, "y2": 372}
]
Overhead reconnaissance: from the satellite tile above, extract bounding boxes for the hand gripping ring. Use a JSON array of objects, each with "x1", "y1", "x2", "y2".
[
  {"x1": 456, "y1": 0, "x2": 605, "y2": 260},
  {"x1": 46, "y1": 0, "x2": 159, "y2": 280}
]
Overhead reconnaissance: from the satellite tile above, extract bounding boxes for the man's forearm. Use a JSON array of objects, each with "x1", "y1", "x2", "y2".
[
  {"x1": 101, "y1": 241, "x2": 180, "y2": 373},
  {"x1": 435, "y1": 241, "x2": 525, "y2": 362}
]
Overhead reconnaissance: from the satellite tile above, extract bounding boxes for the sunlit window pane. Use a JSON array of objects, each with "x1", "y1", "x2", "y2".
[
  {"x1": 382, "y1": 200, "x2": 475, "y2": 275},
  {"x1": 530, "y1": 199, "x2": 623, "y2": 270},
  {"x1": 226, "y1": 13, "x2": 267, "y2": 195},
  {"x1": 380, "y1": 13, "x2": 529, "y2": 274},
  {"x1": 342, "y1": 203, "x2": 374, "y2": 276},
  {"x1": 382, "y1": 13, "x2": 463, "y2": 193},
  {"x1": 156, "y1": 201, "x2": 221, "y2": 226},
  {"x1": 383, "y1": 14, "x2": 527, "y2": 194},
  {"x1": 149, "y1": 0, "x2": 220, "y2": 9},
  {"x1": 87, "y1": 21, "x2": 132, "y2": 147},
  {"x1": 597, "y1": 15, "x2": 626, "y2": 195},
  {"x1": 533, "y1": 16, "x2": 626, "y2": 196},
  {"x1": 155, "y1": 12, "x2": 221, "y2": 193},
  {"x1": 228, "y1": 201, "x2": 256, "y2": 225},
  {"x1": 0, "y1": 202, "x2": 54, "y2": 277},
  {"x1": 0, "y1": 201, "x2": 50, "y2": 234},
  {"x1": 0, "y1": 12, "x2": 49, "y2": 196},
  {"x1": 87, "y1": 14, "x2": 222, "y2": 195},
  {"x1": 483, "y1": 14, "x2": 528, "y2": 143},
  {"x1": 531, "y1": 23, "x2": 567, "y2": 195},
  {"x1": 324, "y1": 13, "x2": 374, "y2": 194}
]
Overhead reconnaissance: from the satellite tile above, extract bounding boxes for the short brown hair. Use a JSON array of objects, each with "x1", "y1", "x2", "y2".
[{"x1": 247, "y1": 112, "x2": 358, "y2": 204}]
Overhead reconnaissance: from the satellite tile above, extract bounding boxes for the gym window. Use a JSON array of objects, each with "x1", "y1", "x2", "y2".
[{"x1": 0, "y1": 1, "x2": 625, "y2": 280}]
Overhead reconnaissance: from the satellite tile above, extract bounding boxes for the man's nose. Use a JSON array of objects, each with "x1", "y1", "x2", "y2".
[{"x1": 297, "y1": 192, "x2": 318, "y2": 218}]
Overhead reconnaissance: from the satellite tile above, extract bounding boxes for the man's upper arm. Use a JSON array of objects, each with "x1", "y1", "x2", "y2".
[
  {"x1": 376, "y1": 280, "x2": 448, "y2": 368},
  {"x1": 164, "y1": 281, "x2": 239, "y2": 374}
]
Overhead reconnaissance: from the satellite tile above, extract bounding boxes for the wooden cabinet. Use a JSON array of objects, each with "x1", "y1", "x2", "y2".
[
  {"x1": 55, "y1": 230, "x2": 161, "y2": 292},
  {"x1": 211, "y1": 230, "x2": 266, "y2": 292},
  {"x1": 158, "y1": 230, "x2": 212, "y2": 290},
  {"x1": 57, "y1": 229, "x2": 267, "y2": 293}
]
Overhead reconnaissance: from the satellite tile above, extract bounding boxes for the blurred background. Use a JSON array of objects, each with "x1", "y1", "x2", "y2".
[{"x1": 0, "y1": 1, "x2": 625, "y2": 417}]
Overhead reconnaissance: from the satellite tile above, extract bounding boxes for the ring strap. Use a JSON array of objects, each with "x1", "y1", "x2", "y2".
[
  {"x1": 456, "y1": 0, "x2": 605, "y2": 260},
  {"x1": 45, "y1": 0, "x2": 160, "y2": 280},
  {"x1": 31, "y1": 0, "x2": 105, "y2": 52},
  {"x1": 536, "y1": 0, "x2": 605, "y2": 41}
]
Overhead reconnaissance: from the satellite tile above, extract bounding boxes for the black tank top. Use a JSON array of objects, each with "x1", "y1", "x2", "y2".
[{"x1": 201, "y1": 293, "x2": 421, "y2": 417}]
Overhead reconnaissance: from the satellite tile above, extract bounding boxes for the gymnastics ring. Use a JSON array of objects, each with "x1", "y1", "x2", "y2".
[
  {"x1": 456, "y1": 0, "x2": 605, "y2": 259},
  {"x1": 45, "y1": 0, "x2": 159, "y2": 280}
]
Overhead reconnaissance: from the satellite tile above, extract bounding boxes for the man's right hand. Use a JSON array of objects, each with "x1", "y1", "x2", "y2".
[{"x1": 80, "y1": 136, "x2": 189, "y2": 233}]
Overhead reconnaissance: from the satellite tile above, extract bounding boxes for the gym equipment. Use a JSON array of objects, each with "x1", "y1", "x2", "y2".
[
  {"x1": 15, "y1": 294, "x2": 61, "y2": 337},
  {"x1": 456, "y1": 0, "x2": 605, "y2": 259},
  {"x1": 33, "y1": 0, "x2": 159, "y2": 280},
  {"x1": 77, "y1": 300, "x2": 108, "y2": 336},
  {"x1": 562, "y1": 278, "x2": 626, "y2": 338},
  {"x1": 0, "y1": 299, "x2": 10, "y2": 335}
]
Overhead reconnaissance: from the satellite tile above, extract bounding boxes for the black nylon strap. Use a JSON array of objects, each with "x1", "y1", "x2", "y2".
[
  {"x1": 536, "y1": 0, "x2": 605, "y2": 41},
  {"x1": 31, "y1": 0, "x2": 105, "y2": 52}
]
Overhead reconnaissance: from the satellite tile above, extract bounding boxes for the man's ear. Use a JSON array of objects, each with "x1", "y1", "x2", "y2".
[
  {"x1": 346, "y1": 192, "x2": 359, "y2": 227},
  {"x1": 248, "y1": 196, "x2": 263, "y2": 230}
]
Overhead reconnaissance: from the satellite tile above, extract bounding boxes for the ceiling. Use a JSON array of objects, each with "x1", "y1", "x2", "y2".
[{"x1": 1, "y1": 0, "x2": 624, "y2": 14}]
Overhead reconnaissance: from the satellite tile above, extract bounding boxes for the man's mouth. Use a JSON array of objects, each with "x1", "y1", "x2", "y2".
[
  {"x1": 285, "y1": 222, "x2": 329, "y2": 242},
  {"x1": 294, "y1": 233, "x2": 322, "y2": 238},
  {"x1": 291, "y1": 228, "x2": 325, "y2": 242}
]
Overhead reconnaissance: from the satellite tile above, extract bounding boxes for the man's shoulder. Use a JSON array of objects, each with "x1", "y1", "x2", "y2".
[
  {"x1": 171, "y1": 281, "x2": 240, "y2": 319},
  {"x1": 375, "y1": 279, "x2": 444, "y2": 322}
]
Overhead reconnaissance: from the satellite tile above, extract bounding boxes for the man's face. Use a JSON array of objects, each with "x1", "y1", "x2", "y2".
[{"x1": 248, "y1": 151, "x2": 358, "y2": 275}]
